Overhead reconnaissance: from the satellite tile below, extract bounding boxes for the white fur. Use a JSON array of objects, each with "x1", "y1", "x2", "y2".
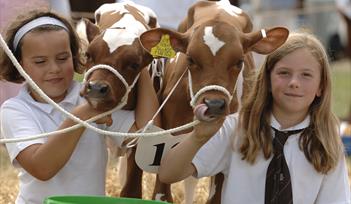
[
  {"x1": 216, "y1": 0, "x2": 242, "y2": 16},
  {"x1": 203, "y1": 26, "x2": 225, "y2": 56},
  {"x1": 103, "y1": 14, "x2": 147, "y2": 53}
]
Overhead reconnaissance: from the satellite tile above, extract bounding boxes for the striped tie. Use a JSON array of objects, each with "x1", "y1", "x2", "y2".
[{"x1": 264, "y1": 127, "x2": 304, "y2": 204}]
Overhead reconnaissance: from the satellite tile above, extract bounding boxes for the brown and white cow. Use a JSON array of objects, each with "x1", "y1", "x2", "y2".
[
  {"x1": 76, "y1": 1, "x2": 159, "y2": 199},
  {"x1": 139, "y1": 0, "x2": 289, "y2": 203}
]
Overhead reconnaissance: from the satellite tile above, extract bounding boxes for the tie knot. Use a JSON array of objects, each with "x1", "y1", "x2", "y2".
[{"x1": 271, "y1": 127, "x2": 304, "y2": 152}]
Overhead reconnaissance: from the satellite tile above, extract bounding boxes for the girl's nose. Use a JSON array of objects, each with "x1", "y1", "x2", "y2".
[
  {"x1": 49, "y1": 62, "x2": 61, "y2": 73},
  {"x1": 288, "y1": 75, "x2": 300, "y2": 88}
]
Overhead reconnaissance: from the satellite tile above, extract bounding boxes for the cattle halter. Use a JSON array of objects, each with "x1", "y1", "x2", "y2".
[
  {"x1": 83, "y1": 63, "x2": 140, "y2": 100},
  {"x1": 187, "y1": 69, "x2": 235, "y2": 108}
]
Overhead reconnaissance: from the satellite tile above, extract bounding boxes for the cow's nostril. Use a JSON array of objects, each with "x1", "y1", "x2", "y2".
[
  {"x1": 204, "y1": 98, "x2": 226, "y2": 115},
  {"x1": 86, "y1": 81, "x2": 110, "y2": 97},
  {"x1": 99, "y1": 85, "x2": 108, "y2": 94}
]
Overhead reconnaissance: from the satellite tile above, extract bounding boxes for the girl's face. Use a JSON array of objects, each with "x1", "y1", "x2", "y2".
[
  {"x1": 270, "y1": 48, "x2": 322, "y2": 121},
  {"x1": 20, "y1": 30, "x2": 74, "y2": 103}
]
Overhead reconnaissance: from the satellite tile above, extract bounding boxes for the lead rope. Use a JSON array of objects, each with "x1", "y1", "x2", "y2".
[
  {"x1": 0, "y1": 34, "x2": 200, "y2": 143},
  {"x1": 124, "y1": 65, "x2": 189, "y2": 148}
]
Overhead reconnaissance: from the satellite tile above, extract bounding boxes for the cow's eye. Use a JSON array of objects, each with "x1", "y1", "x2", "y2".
[
  {"x1": 236, "y1": 59, "x2": 244, "y2": 69},
  {"x1": 129, "y1": 63, "x2": 140, "y2": 70},
  {"x1": 187, "y1": 56, "x2": 195, "y2": 66}
]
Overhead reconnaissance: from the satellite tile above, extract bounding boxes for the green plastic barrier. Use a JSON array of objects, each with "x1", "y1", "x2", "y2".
[{"x1": 44, "y1": 196, "x2": 170, "y2": 204}]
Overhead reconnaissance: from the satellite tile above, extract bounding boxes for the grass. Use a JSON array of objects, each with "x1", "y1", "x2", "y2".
[{"x1": 331, "y1": 59, "x2": 351, "y2": 119}]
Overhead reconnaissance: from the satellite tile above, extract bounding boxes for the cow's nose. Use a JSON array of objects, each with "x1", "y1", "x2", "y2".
[
  {"x1": 204, "y1": 98, "x2": 226, "y2": 115},
  {"x1": 86, "y1": 81, "x2": 110, "y2": 98}
]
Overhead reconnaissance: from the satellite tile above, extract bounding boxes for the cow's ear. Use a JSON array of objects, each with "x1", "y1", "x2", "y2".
[
  {"x1": 243, "y1": 27, "x2": 289, "y2": 54},
  {"x1": 139, "y1": 28, "x2": 189, "y2": 58},
  {"x1": 76, "y1": 18, "x2": 100, "y2": 43}
]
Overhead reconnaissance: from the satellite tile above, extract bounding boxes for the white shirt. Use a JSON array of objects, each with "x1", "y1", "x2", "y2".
[
  {"x1": 0, "y1": 81, "x2": 135, "y2": 204},
  {"x1": 193, "y1": 113, "x2": 351, "y2": 204}
]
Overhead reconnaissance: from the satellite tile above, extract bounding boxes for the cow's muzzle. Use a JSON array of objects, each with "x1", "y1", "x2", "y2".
[
  {"x1": 194, "y1": 98, "x2": 227, "y2": 122},
  {"x1": 85, "y1": 81, "x2": 110, "y2": 98}
]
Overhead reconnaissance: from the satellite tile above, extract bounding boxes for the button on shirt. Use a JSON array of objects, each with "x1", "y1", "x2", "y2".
[
  {"x1": 192, "y1": 113, "x2": 351, "y2": 204},
  {"x1": 0, "y1": 81, "x2": 135, "y2": 204}
]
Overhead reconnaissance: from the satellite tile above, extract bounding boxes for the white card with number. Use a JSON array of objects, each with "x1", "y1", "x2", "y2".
[{"x1": 135, "y1": 125, "x2": 185, "y2": 173}]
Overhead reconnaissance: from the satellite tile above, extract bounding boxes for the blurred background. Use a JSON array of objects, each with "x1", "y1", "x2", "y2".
[{"x1": 1, "y1": 0, "x2": 350, "y2": 203}]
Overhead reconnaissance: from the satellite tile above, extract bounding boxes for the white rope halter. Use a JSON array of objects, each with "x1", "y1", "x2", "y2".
[
  {"x1": 83, "y1": 63, "x2": 141, "y2": 97},
  {"x1": 187, "y1": 69, "x2": 235, "y2": 108}
]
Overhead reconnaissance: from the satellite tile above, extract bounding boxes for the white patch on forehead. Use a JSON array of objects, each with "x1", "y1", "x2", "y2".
[
  {"x1": 132, "y1": 3, "x2": 158, "y2": 26},
  {"x1": 95, "y1": 2, "x2": 158, "y2": 28},
  {"x1": 95, "y1": 3, "x2": 128, "y2": 19},
  {"x1": 216, "y1": 0, "x2": 242, "y2": 16},
  {"x1": 111, "y1": 14, "x2": 147, "y2": 35},
  {"x1": 103, "y1": 13, "x2": 147, "y2": 53},
  {"x1": 203, "y1": 26, "x2": 225, "y2": 56},
  {"x1": 103, "y1": 28, "x2": 138, "y2": 53}
]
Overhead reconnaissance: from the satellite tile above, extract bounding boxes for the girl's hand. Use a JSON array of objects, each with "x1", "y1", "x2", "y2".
[
  {"x1": 192, "y1": 116, "x2": 225, "y2": 143},
  {"x1": 74, "y1": 103, "x2": 113, "y2": 126}
]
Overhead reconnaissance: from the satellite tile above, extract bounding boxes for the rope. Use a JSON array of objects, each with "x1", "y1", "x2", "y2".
[{"x1": 0, "y1": 34, "x2": 201, "y2": 144}]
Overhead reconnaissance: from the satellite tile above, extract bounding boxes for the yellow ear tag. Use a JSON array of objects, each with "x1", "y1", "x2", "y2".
[{"x1": 150, "y1": 34, "x2": 176, "y2": 58}]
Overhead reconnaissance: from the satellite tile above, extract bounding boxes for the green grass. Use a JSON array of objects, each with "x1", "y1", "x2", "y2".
[{"x1": 331, "y1": 60, "x2": 351, "y2": 119}]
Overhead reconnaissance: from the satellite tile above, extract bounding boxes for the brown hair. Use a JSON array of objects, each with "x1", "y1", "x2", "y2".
[
  {"x1": 238, "y1": 32, "x2": 342, "y2": 174},
  {"x1": 0, "y1": 9, "x2": 84, "y2": 83}
]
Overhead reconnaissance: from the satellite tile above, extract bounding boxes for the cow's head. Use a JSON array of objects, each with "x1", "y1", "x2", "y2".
[
  {"x1": 140, "y1": 23, "x2": 289, "y2": 121},
  {"x1": 77, "y1": 2, "x2": 158, "y2": 111}
]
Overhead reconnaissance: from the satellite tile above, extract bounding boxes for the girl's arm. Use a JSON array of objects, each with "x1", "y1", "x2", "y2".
[
  {"x1": 131, "y1": 68, "x2": 161, "y2": 132},
  {"x1": 15, "y1": 103, "x2": 110, "y2": 181},
  {"x1": 158, "y1": 118, "x2": 225, "y2": 183}
]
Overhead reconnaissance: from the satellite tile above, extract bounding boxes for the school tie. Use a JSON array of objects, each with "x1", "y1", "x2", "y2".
[{"x1": 264, "y1": 127, "x2": 305, "y2": 204}]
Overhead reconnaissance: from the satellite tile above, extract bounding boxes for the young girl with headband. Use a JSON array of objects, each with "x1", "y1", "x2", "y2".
[
  {"x1": 0, "y1": 10, "x2": 160, "y2": 204},
  {"x1": 158, "y1": 32, "x2": 351, "y2": 203}
]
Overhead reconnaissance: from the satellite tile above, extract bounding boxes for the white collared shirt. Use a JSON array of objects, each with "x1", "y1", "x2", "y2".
[
  {"x1": 0, "y1": 81, "x2": 135, "y2": 204},
  {"x1": 193, "y1": 113, "x2": 351, "y2": 204}
]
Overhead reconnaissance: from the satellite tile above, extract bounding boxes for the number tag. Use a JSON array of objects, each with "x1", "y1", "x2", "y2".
[{"x1": 135, "y1": 125, "x2": 185, "y2": 173}]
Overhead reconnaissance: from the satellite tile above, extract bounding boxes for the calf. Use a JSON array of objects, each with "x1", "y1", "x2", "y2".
[
  {"x1": 77, "y1": 1, "x2": 158, "y2": 198},
  {"x1": 139, "y1": 0, "x2": 289, "y2": 203}
]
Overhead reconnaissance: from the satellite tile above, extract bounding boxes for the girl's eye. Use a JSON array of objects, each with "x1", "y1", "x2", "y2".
[
  {"x1": 302, "y1": 72, "x2": 312, "y2": 77},
  {"x1": 58, "y1": 57, "x2": 68, "y2": 61},
  {"x1": 278, "y1": 71, "x2": 289, "y2": 76},
  {"x1": 34, "y1": 60, "x2": 45, "y2": 64}
]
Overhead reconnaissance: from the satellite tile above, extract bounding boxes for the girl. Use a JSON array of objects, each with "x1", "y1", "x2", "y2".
[
  {"x1": 0, "y1": 10, "x2": 160, "y2": 204},
  {"x1": 158, "y1": 33, "x2": 351, "y2": 204}
]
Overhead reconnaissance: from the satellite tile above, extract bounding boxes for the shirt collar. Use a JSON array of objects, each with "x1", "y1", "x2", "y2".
[
  {"x1": 270, "y1": 113, "x2": 310, "y2": 131},
  {"x1": 20, "y1": 81, "x2": 81, "y2": 114}
]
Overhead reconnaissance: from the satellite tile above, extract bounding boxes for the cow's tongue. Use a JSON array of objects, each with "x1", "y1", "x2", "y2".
[{"x1": 194, "y1": 104, "x2": 215, "y2": 122}]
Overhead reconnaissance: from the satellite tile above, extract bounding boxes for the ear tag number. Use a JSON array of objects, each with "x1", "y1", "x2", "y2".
[{"x1": 150, "y1": 34, "x2": 176, "y2": 58}]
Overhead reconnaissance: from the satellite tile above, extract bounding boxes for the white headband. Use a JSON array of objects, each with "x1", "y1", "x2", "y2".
[{"x1": 13, "y1": 16, "x2": 69, "y2": 51}]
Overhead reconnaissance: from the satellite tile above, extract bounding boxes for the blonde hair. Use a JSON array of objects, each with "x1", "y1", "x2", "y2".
[
  {"x1": 0, "y1": 9, "x2": 84, "y2": 83},
  {"x1": 238, "y1": 32, "x2": 342, "y2": 174}
]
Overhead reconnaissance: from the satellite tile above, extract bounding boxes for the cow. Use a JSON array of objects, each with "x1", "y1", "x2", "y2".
[
  {"x1": 139, "y1": 0, "x2": 289, "y2": 203},
  {"x1": 76, "y1": 1, "x2": 159, "y2": 199}
]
